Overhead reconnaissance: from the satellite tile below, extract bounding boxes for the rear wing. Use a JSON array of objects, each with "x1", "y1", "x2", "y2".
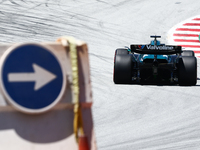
[{"x1": 130, "y1": 44, "x2": 182, "y2": 55}]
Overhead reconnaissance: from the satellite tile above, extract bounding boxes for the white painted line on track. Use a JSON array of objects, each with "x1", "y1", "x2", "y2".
[{"x1": 172, "y1": 37, "x2": 199, "y2": 40}]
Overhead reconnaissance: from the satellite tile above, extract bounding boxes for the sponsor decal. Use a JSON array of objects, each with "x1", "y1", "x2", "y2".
[
  {"x1": 138, "y1": 45, "x2": 145, "y2": 49},
  {"x1": 146, "y1": 45, "x2": 174, "y2": 50}
]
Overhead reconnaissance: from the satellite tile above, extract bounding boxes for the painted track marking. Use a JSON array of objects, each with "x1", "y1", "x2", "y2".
[{"x1": 168, "y1": 16, "x2": 200, "y2": 57}]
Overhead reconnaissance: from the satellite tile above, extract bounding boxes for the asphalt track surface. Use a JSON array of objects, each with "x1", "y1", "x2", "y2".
[{"x1": 1, "y1": 0, "x2": 200, "y2": 149}]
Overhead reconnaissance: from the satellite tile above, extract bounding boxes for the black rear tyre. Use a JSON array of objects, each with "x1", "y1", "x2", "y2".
[
  {"x1": 182, "y1": 50, "x2": 195, "y2": 57},
  {"x1": 178, "y1": 56, "x2": 197, "y2": 86},
  {"x1": 113, "y1": 54, "x2": 132, "y2": 84},
  {"x1": 115, "y1": 48, "x2": 129, "y2": 55}
]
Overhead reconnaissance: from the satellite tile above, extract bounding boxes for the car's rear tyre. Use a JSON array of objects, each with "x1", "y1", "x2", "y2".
[
  {"x1": 182, "y1": 50, "x2": 195, "y2": 57},
  {"x1": 115, "y1": 48, "x2": 129, "y2": 55},
  {"x1": 178, "y1": 56, "x2": 197, "y2": 86},
  {"x1": 113, "y1": 54, "x2": 132, "y2": 84}
]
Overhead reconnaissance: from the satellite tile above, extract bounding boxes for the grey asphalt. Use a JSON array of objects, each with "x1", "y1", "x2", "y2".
[{"x1": 1, "y1": 0, "x2": 200, "y2": 149}]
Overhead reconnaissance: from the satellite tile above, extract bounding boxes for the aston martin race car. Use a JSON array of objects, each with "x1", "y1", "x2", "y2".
[{"x1": 113, "y1": 36, "x2": 197, "y2": 85}]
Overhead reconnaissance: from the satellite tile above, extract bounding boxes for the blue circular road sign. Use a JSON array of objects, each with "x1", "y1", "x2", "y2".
[{"x1": 0, "y1": 43, "x2": 66, "y2": 113}]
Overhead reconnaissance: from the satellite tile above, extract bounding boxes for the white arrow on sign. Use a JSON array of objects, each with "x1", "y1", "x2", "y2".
[{"x1": 8, "y1": 63, "x2": 57, "y2": 91}]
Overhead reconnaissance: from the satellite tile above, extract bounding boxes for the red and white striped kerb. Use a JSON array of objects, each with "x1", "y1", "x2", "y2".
[{"x1": 168, "y1": 16, "x2": 200, "y2": 58}]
